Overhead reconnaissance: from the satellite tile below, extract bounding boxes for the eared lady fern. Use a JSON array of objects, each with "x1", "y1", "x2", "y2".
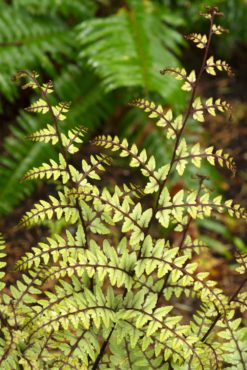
[{"x1": 0, "y1": 6, "x2": 247, "y2": 370}]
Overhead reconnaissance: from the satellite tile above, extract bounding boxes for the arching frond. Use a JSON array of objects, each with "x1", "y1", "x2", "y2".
[
  {"x1": 175, "y1": 142, "x2": 236, "y2": 176},
  {"x1": 19, "y1": 190, "x2": 79, "y2": 227},
  {"x1": 156, "y1": 188, "x2": 246, "y2": 228},
  {"x1": 93, "y1": 135, "x2": 170, "y2": 194},
  {"x1": 16, "y1": 226, "x2": 86, "y2": 271},
  {"x1": 22, "y1": 154, "x2": 70, "y2": 183}
]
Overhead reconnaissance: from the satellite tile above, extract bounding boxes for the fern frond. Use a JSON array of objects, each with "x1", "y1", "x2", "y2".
[
  {"x1": 206, "y1": 56, "x2": 234, "y2": 76},
  {"x1": 74, "y1": 186, "x2": 152, "y2": 245},
  {"x1": 49, "y1": 328, "x2": 99, "y2": 368},
  {"x1": 185, "y1": 33, "x2": 208, "y2": 48},
  {"x1": 235, "y1": 252, "x2": 247, "y2": 275},
  {"x1": 230, "y1": 291, "x2": 247, "y2": 314},
  {"x1": 10, "y1": 271, "x2": 42, "y2": 312},
  {"x1": 130, "y1": 98, "x2": 186, "y2": 142},
  {"x1": 121, "y1": 291, "x2": 205, "y2": 367},
  {"x1": 22, "y1": 153, "x2": 70, "y2": 183},
  {"x1": 217, "y1": 314, "x2": 247, "y2": 369},
  {"x1": 117, "y1": 320, "x2": 186, "y2": 366},
  {"x1": 0, "y1": 3, "x2": 72, "y2": 100},
  {"x1": 160, "y1": 68, "x2": 196, "y2": 92},
  {"x1": 45, "y1": 240, "x2": 137, "y2": 291},
  {"x1": 114, "y1": 183, "x2": 144, "y2": 202},
  {"x1": 21, "y1": 77, "x2": 54, "y2": 95},
  {"x1": 108, "y1": 338, "x2": 156, "y2": 370},
  {"x1": 16, "y1": 226, "x2": 86, "y2": 271},
  {"x1": 76, "y1": 0, "x2": 183, "y2": 101},
  {"x1": 135, "y1": 236, "x2": 228, "y2": 312},
  {"x1": 175, "y1": 142, "x2": 236, "y2": 176},
  {"x1": 61, "y1": 126, "x2": 87, "y2": 154},
  {"x1": 212, "y1": 24, "x2": 228, "y2": 35},
  {"x1": 93, "y1": 135, "x2": 168, "y2": 193},
  {"x1": 21, "y1": 276, "x2": 86, "y2": 333},
  {"x1": 156, "y1": 188, "x2": 247, "y2": 228},
  {"x1": 192, "y1": 96, "x2": 231, "y2": 122},
  {"x1": 182, "y1": 235, "x2": 207, "y2": 257},
  {"x1": 26, "y1": 99, "x2": 70, "y2": 121},
  {"x1": 19, "y1": 191, "x2": 78, "y2": 227},
  {"x1": 52, "y1": 101, "x2": 71, "y2": 122},
  {"x1": 189, "y1": 305, "x2": 217, "y2": 339},
  {"x1": 130, "y1": 98, "x2": 178, "y2": 137},
  {"x1": 28, "y1": 286, "x2": 117, "y2": 339},
  {"x1": 27, "y1": 123, "x2": 58, "y2": 145},
  {"x1": 78, "y1": 154, "x2": 112, "y2": 184},
  {"x1": 77, "y1": 184, "x2": 145, "y2": 235},
  {"x1": 1, "y1": 6, "x2": 246, "y2": 369},
  {"x1": 0, "y1": 113, "x2": 56, "y2": 214},
  {"x1": 12, "y1": 0, "x2": 97, "y2": 23}
]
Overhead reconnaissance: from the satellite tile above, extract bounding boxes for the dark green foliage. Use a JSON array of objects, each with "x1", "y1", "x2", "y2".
[
  {"x1": 76, "y1": 0, "x2": 184, "y2": 100},
  {"x1": 0, "y1": 7, "x2": 247, "y2": 369},
  {"x1": 0, "y1": 0, "x2": 185, "y2": 214},
  {"x1": 0, "y1": 112, "x2": 56, "y2": 214},
  {"x1": 0, "y1": 2, "x2": 71, "y2": 100}
]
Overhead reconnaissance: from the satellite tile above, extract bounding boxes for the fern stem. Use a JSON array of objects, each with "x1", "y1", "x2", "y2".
[
  {"x1": 37, "y1": 329, "x2": 54, "y2": 361},
  {"x1": 19, "y1": 71, "x2": 89, "y2": 247},
  {"x1": 0, "y1": 327, "x2": 14, "y2": 366},
  {"x1": 91, "y1": 326, "x2": 115, "y2": 370},
  {"x1": 177, "y1": 176, "x2": 205, "y2": 249},
  {"x1": 137, "y1": 14, "x2": 216, "y2": 261},
  {"x1": 124, "y1": 338, "x2": 133, "y2": 369},
  {"x1": 160, "y1": 12, "x2": 215, "y2": 191}
]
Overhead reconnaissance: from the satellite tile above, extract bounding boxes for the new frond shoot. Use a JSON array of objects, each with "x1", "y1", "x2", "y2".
[{"x1": 0, "y1": 6, "x2": 247, "y2": 370}]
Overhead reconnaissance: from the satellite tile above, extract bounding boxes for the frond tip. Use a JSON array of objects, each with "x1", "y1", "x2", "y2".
[
  {"x1": 160, "y1": 68, "x2": 196, "y2": 92},
  {"x1": 185, "y1": 33, "x2": 208, "y2": 49},
  {"x1": 27, "y1": 124, "x2": 58, "y2": 145},
  {"x1": 21, "y1": 154, "x2": 70, "y2": 184},
  {"x1": 206, "y1": 56, "x2": 234, "y2": 77},
  {"x1": 19, "y1": 191, "x2": 78, "y2": 227},
  {"x1": 192, "y1": 96, "x2": 231, "y2": 122},
  {"x1": 130, "y1": 98, "x2": 179, "y2": 139},
  {"x1": 175, "y1": 142, "x2": 236, "y2": 176}
]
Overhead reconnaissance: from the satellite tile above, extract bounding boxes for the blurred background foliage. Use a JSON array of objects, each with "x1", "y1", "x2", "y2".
[{"x1": 0, "y1": 0, "x2": 246, "y2": 259}]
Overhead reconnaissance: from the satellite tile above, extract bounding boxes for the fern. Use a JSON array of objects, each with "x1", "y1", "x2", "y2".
[
  {"x1": 0, "y1": 2, "x2": 73, "y2": 101},
  {"x1": 0, "y1": 66, "x2": 115, "y2": 214},
  {"x1": 76, "y1": 0, "x2": 184, "y2": 103},
  {"x1": 12, "y1": 0, "x2": 97, "y2": 20},
  {"x1": 0, "y1": 112, "x2": 56, "y2": 214},
  {"x1": 1, "y1": 6, "x2": 247, "y2": 369},
  {"x1": 0, "y1": 1, "x2": 186, "y2": 214}
]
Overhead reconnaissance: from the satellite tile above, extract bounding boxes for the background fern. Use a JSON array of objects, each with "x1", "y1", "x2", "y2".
[
  {"x1": 0, "y1": 2, "x2": 72, "y2": 101},
  {"x1": 0, "y1": 112, "x2": 56, "y2": 214},
  {"x1": 76, "y1": 0, "x2": 184, "y2": 101}
]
